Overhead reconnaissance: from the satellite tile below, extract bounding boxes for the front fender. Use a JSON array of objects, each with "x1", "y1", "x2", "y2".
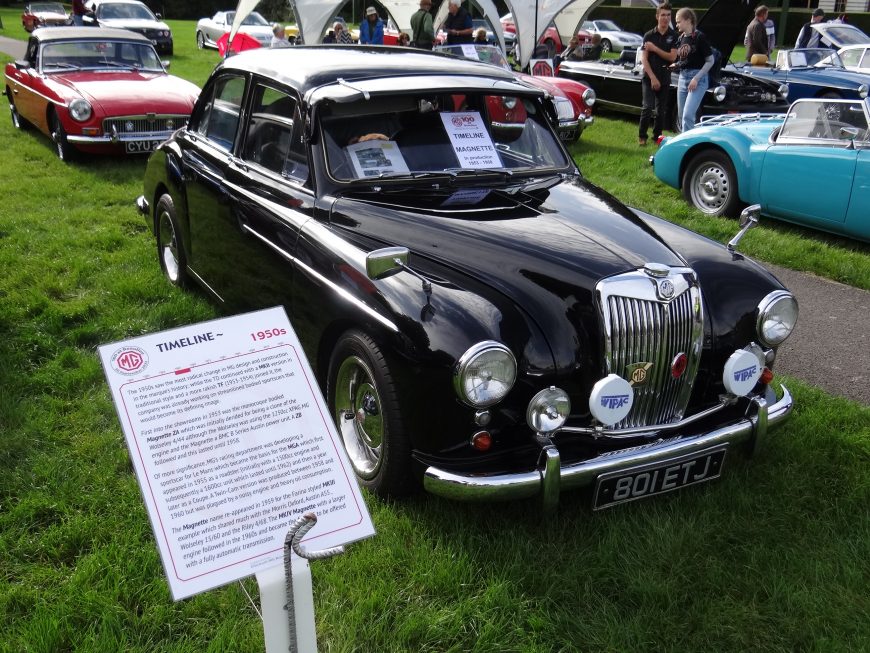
[{"x1": 654, "y1": 128, "x2": 760, "y2": 204}]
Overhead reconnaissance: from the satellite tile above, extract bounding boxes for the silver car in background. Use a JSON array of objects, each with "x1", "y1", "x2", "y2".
[{"x1": 196, "y1": 10, "x2": 273, "y2": 50}]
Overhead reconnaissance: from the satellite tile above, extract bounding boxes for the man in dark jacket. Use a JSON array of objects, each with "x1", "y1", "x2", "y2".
[
  {"x1": 796, "y1": 8, "x2": 825, "y2": 48},
  {"x1": 443, "y1": 0, "x2": 473, "y2": 45},
  {"x1": 746, "y1": 5, "x2": 769, "y2": 61}
]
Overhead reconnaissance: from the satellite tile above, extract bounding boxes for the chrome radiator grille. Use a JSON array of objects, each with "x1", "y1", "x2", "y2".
[
  {"x1": 597, "y1": 266, "x2": 704, "y2": 429},
  {"x1": 102, "y1": 115, "x2": 188, "y2": 136}
]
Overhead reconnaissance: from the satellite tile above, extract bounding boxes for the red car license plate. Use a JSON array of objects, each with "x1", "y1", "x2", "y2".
[
  {"x1": 126, "y1": 140, "x2": 160, "y2": 154},
  {"x1": 593, "y1": 446, "x2": 727, "y2": 510}
]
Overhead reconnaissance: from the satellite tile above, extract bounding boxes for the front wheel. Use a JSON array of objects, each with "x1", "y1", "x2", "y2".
[
  {"x1": 50, "y1": 112, "x2": 75, "y2": 161},
  {"x1": 8, "y1": 93, "x2": 28, "y2": 130},
  {"x1": 683, "y1": 150, "x2": 742, "y2": 217},
  {"x1": 155, "y1": 194, "x2": 189, "y2": 287},
  {"x1": 327, "y1": 330, "x2": 414, "y2": 497},
  {"x1": 196, "y1": 31, "x2": 205, "y2": 49},
  {"x1": 601, "y1": 39, "x2": 612, "y2": 53}
]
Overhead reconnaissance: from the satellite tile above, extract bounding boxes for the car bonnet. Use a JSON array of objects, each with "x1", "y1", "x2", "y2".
[{"x1": 697, "y1": 0, "x2": 757, "y2": 63}]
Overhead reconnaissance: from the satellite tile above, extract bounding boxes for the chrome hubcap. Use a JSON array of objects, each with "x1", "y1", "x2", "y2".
[
  {"x1": 334, "y1": 355, "x2": 383, "y2": 479},
  {"x1": 691, "y1": 164, "x2": 730, "y2": 214},
  {"x1": 158, "y1": 210, "x2": 180, "y2": 281}
]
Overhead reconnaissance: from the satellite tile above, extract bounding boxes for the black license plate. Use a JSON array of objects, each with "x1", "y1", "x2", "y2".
[
  {"x1": 125, "y1": 140, "x2": 160, "y2": 154},
  {"x1": 593, "y1": 446, "x2": 727, "y2": 510}
]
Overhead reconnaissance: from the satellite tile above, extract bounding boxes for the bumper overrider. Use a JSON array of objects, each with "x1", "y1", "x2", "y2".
[{"x1": 424, "y1": 384, "x2": 793, "y2": 509}]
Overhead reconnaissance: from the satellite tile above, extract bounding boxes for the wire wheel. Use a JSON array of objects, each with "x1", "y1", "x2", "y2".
[
  {"x1": 50, "y1": 113, "x2": 74, "y2": 161},
  {"x1": 683, "y1": 150, "x2": 741, "y2": 217}
]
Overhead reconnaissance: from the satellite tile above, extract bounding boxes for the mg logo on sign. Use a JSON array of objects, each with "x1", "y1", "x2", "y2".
[{"x1": 111, "y1": 346, "x2": 148, "y2": 376}]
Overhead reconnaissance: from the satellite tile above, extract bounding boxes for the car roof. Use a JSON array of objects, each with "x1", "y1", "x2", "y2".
[
  {"x1": 31, "y1": 26, "x2": 152, "y2": 43},
  {"x1": 216, "y1": 46, "x2": 521, "y2": 95}
]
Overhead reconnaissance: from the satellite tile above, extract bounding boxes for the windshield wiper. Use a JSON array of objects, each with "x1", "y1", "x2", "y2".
[
  {"x1": 46, "y1": 62, "x2": 82, "y2": 70},
  {"x1": 101, "y1": 61, "x2": 138, "y2": 70},
  {"x1": 443, "y1": 167, "x2": 514, "y2": 180}
]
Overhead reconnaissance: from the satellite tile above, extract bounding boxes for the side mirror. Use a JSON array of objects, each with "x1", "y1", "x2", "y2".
[
  {"x1": 161, "y1": 60, "x2": 170, "y2": 70},
  {"x1": 156, "y1": 13, "x2": 163, "y2": 20},
  {"x1": 14, "y1": 59, "x2": 31, "y2": 70},
  {"x1": 727, "y1": 204, "x2": 760, "y2": 253},
  {"x1": 366, "y1": 246, "x2": 409, "y2": 280}
]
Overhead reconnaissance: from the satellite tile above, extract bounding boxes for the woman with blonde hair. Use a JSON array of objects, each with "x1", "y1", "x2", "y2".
[{"x1": 673, "y1": 7, "x2": 714, "y2": 132}]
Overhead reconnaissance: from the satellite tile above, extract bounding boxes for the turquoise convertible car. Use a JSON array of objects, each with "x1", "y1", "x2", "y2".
[{"x1": 652, "y1": 97, "x2": 870, "y2": 243}]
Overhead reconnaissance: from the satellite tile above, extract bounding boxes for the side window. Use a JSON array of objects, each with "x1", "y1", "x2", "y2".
[
  {"x1": 242, "y1": 84, "x2": 309, "y2": 182},
  {"x1": 840, "y1": 49, "x2": 861, "y2": 67},
  {"x1": 27, "y1": 40, "x2": 39, "y2": 68},
  {"x1": 193, "y1": 75, "x2": 246, "y2": 152}
]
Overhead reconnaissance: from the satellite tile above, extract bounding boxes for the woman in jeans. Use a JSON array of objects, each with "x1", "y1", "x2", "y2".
[{"x1": 673, "y1": 8, "x2": 714, "y2": 132}]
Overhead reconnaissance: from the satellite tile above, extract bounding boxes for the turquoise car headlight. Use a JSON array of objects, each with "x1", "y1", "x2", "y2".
[
  {"x1": 859, "y1": 84, "x2": 868, "y2": 99},
  {"x1": 454, "y1": 341, "x2": 517, "y2": 408},
  {"x1": 757, "y1": 291, "x2": 798, "y2": 347},
  {"x1": 68, "y1": 99, "x2": 92, "y2": 122}
]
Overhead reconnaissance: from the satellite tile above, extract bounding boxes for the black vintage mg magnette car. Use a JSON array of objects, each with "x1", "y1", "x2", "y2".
[{"x1": 138, "y1": 46, "x2": 797, "y2": 511}]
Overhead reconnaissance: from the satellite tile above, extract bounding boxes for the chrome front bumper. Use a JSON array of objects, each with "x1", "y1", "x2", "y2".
[
  {"x1": 67, "y1": 131, "x2": 174, "y2": 145},
  {"x1": 423, "y1": 385, "x2": 793, "y2": 508}
]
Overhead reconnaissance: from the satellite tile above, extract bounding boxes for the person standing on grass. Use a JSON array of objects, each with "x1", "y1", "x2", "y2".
[
  {"x1": 673, "y1": 7, "x2": 714, "y2": 133},
  {"x1": 796, "y1": 8, "x2": 825, "y2": 49},
  {"x1": 443, "y1": 0, "x2": 473, "y2": 45},
  {"x1": 360, "y1": 6, "x2": 385, "y2": 45},
  {"x1": 72, "y1": 0, "x2": 87, "y2": 26},
  {"x1": 638, "y1": 2, "x2": 677, "y2": 146},
  {"x1": 410, "y1": 0, "x2": 434, "y2": 50},
  {"x1": 746, "y1": 5, "x2": 770, "y2": 61}
]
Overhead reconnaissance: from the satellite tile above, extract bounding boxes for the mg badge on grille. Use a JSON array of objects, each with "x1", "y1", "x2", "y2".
[
  {"x1": 125, "y1": 121, "x2": 135, "y2": 132},
  {"x1": 626, "y1": 362, "x2": 652, "y2": 386},
  {"x1": 658, "y1": 279, "x2": 675, "y2": 298}
]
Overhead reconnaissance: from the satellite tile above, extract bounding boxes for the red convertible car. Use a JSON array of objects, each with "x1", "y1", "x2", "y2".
[
  {"x1": 435, "y1": 44, "x2": 594, "y2": 143},
  {"x1": 4, "y1": 27, "x2": 199, "y2": 161},
  {"x1": 22, "y1": 2, "x2": 70, "y2": 32}
]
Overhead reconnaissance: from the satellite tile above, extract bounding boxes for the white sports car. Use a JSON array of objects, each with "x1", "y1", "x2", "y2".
[
  {"x1": 195, "y1": 10, "x2": 273, "y2": 50},
  {"x1": 581, "y1": 19, "x2": 643, "y2": 53}
]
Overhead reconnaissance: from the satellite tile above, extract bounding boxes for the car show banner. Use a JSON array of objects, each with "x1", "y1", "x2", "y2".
[{"x1": 99, "y1": 307, "x2": 374, "y2": 600}]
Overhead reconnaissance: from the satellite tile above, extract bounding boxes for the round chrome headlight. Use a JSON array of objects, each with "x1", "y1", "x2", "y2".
[
  {"x1": 526, "y1": 386, "x2": 570, "y2": 433},
  {"x1": 68, "y1": 99, "x2": 92, "y2": 122},
  {"x1": 453, "y1": 341, "x2": 517, "y2": 408},
  {"x1": 778, "y1": 83, "x2": 789, "y2": 99},
  {"x1": 712, "y1": 85, "x2": 727, "y2": 103},
  {"x1": 756, "y1": 291, "x2": 798, "y2": 347},
  {"x1": 859, "y1": 84, "x2": 868, "y2": 99},
  {"x1": 582, "y1": 87, "x2": 596, "y2": 107}
]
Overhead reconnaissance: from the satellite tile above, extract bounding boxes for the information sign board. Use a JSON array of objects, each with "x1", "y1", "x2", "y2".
[{"x1": 99, "y1": 307, "x2": 374, "y2": 600}]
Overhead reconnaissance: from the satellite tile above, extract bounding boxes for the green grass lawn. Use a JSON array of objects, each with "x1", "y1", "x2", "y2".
[{"x1": 1, "y1": 12, "x2": 869, "y2": 652}]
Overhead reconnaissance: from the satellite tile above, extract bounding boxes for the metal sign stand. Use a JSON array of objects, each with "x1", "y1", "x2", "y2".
[{"x1": 256, "y1": 513, "x2": 345, "y2": 653}]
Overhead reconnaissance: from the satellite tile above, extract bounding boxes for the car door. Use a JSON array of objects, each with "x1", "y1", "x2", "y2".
[
  {"x1": 758, "y1": 100, "x2": 860, "y2": 226},
  {"x1": 221, "y1": 81, "x2": 320, "y2": 313},
  {"x1": 178, "y1": 72, "x2": 248, "y2": 299},
  {"x1": 8, "y1": 37, "x2": 41, "y2": 126},
  {"x1": 208, "y1": 12, "x2": 227, "y2": 43}
]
